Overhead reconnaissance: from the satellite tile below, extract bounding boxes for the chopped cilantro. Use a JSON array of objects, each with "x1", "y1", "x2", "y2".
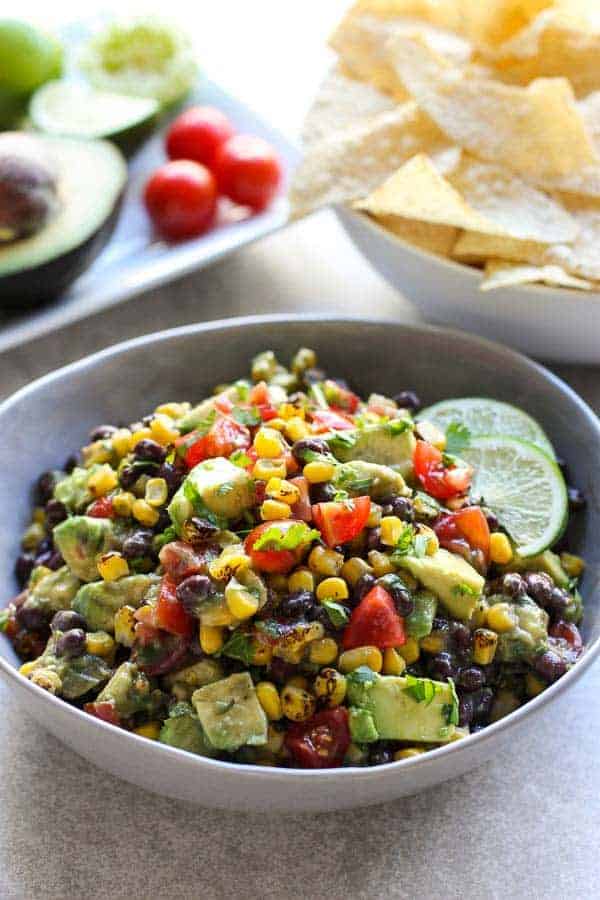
[
  {"x1": 321, "y1": 600, "x2": 350, "y2": 628},
  {"x1": 234, "y1": 380, "x2": 250, "y2": 402},
  {"x1": 403, "y1": 674, "x2": 439, "y2": 706},
  {"x1": 445, "y1": 421, "x2": 471, "y2": 455},
  {"x1": 252, "y1": 522, "x2": 320, "y2": 552},
  {"x1": 182, "y1": 479, "x2": 228, "y2": 528},
  {"x1": 390, "y1": 523, "x2": 427, "y2": 560},
  {"x1": 387, "y1": 418, "x2": 413, "y2": 436},
  {"x1": 153, "y1": 525, "x2": 178, "y2": 550},
  {"x1": 412, "y1": 491, "x2": 441, "y2": 519},
  {"x1": 232, "y1": 406, "x2": 261, "y2": 427},
  {"x1": 452, "y1": 583, "x2": 480, "y2": 598},
  {"x1": 444, "y1": 678, "x2": 460, "y2": 726},
  {"x1": 230, "y1": 449, "x2": 252, "y2": 469},
  {"x1": 221, "y1": 631, "x2": 255, "y2": 666},
  {"x1": 327, "y1": 431, "x2": 357, "y2": 452}
]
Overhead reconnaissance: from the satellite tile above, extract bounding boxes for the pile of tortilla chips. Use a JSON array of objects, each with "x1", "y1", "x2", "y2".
[{"x1": 290, "y1": 0, "x2": 600, "y2": 291}]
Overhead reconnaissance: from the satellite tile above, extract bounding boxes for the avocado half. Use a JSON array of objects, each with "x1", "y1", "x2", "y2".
[{"x1": 0, "y1": 134, "x2": 127, "y2": 307}]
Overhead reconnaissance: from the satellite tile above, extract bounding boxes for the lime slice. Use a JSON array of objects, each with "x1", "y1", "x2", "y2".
[
  {"x1": 460, "y1": 435, "x2": 568, "y2": 557},
  {"x1": 420, "y1": 397, "x2": 555, "y2": 458}
]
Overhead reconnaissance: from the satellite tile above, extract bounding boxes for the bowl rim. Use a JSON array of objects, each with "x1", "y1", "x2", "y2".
[
  {"x1": 338, "y1": 205, "x2": 600, "y2": 302},
  {"x1": 1, "y1": 312, "x2": 599, "y2": 780}
]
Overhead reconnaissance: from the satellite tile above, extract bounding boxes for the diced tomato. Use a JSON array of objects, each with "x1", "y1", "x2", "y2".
[
  {"x1": 284, "y1": 450, "x2": 300, "y2": 476},
  {"x1": 285, "y1": 707, "x2": 350, "y2": 769},
  {"x1": 323, "y1": 380, "x2": 360, "y2": 413},
  {"x1": 154, "y1": 576, "x2": 194, "y2": 637},
  {"x1": 312, "y1": 496, "x2": 371, "y2": 548},
  {"x1": 311, "y1": 409, "x2": 355, "y2": 432},
  {"x1": 87, "y1": 497, "x2": 115, "y2": 518},
  {"x1": 249, "y1": 381, "x2": 278, "y2": 422},
  {"x1": 134, "y1": 628, "x2": 189, "y2": 676},
  {"x1": 342, "y1": 585, "x2": 406, "y2": 650},
  {"x1": 245, "y1": 519, "x2": 312, "y2": 574},
  {"x1": 413, "y1": 440, "x2": 472, "y2": 501},
  {"x1": 84, "y1": 700, "x2": 121, "y2": 727},
  {"x1": 159, "y1": 541, "x2": 217, "y2": 581},
  {"x1": 289, "y1": 476, "x2": 312, "y2": 522},
  {"x1": 549, "y1": 620, "x2": 583, "y2": 652},
  {"x1": 434, "y1": 507, "x2": 490, "y2": 558},
  {"x1": 180, "y1": 416, "x2": 251, "y2": 468},
  {"x1": 214, "y1": 393, "x2": 234, "y2": 414}
]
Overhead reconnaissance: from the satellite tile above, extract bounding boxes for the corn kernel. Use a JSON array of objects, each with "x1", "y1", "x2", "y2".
[
  {"x1": 486, "y1": 602, "x2": 518, "y2": 634},
  {"x1": 225, "y1": 581, "x2": 260, "y2": 620},
  {"x1": 250, "y1": 635, "x2": 273, "y2": 665},
  {"x1": 30, "y1": 668, "x2": 62, "y2": 694},
  {"x1": 303, "y1": 460, "x2": 337, "y2": 483},
  {"x1": 419, "y1": 525, "x2": 439, "y2": 556},
  {"x1": 256, "y1": 681, "x2": 282, "y2": 720},
  {"x1": 526, "y1": 671, "x2": 547, "y2": 697},
  {"x1": 366, "y1": 503, "x2": 382, "y2": 528},
  {"x1": 145, "y1": 477, "x2": 168, "y2": 508},
  {"x1": 114, "y1": 605, "x2": 137, "y2": 647},
  {"x1": 341, "y1": 557, "x2": 374, "y2": 586},
  {"x1": 252, "y1": 458, "x2": 287, "y2": 481},
  {"x1": 309, "y1": 637, "x2": 339, "y2": 666},
  {"x1": 489, "y1": 532, "x2": 513, "y2": 565},
  {"x1": 416, "y1": 420, "x2": 446, "y2": 450},
  {"x1": 112, "y1": 491, "x2": 135, "y2": 517},
  {"x1": 29, "y1": 565, "x2": 52, "y2": 587},
  {"x1": 288, "y1": 567, "x2": 315, "y2": 593},
  {"x1": 368, "y1": 550, "x2": 395, "y2": 577},
  {"x1": 279, "y1": 402, "x2": 304, "y2": 420},
  {"x1": 111, "y1": 428, "x2": 133, "y2": 458},
  {"x1": 150, "y1": 414, "x2": 180, "y2": 446},
  {"x1": 200, "y1": 624, "x2": 225, "y2": 655},
  {"x1": 266, "y1": 417, "x2": 287, "y2": 432},
  {"x1": 397, "y1": 636, "x2": 420, "y2": 664},
  {"x1": 19, "y1": 660, "x2": 38, "y2": 677},
  {"x1": 292, "y1": 347, "x2": 317, "y2": 374},
  {"x1": 132, "y1": 498, "x2": 160, "y2": 527},
  {"x1": 383, "y1": 647, "x2": 406, "y2": 676},
  {"x1": 21, "y1": 522, "x2": 45, "y2": 551},
  {"x1": 254, "y1": 427, "x2": 285, "y2": 459},
  {"x1": 260, "y1": 499, "x2": 292, "y2": 521},
  {"x1": 87, "y1": 464, "x2": 118, "y2": 498},
  {"x1": 86, "y1": 631, "x2": 116, "y2": 659},
  {"x1": 280, "y1": 683, "x2": 316, "y2": 721},
  {"x1": 473, "y1": 628, "x2": 498, "y2": 665},
  {"x1": 155, "y1": 402, "x2": 188, "y2": 418},
  {"x1": 308, "y1": 545, "x2": 344, "y2": 577},
  {"x1": 394, "y1": 747, "x2": 425, "y2": 760},
  {"x1": 134, "y1": 722, "x2": 161, "y2": 740},
  {"x1": 471, "y1": 598, "x2": 489, "y2": 629},
  {"x1": 82, "y1": 440, "x2": 113, "y2": 466},
  {"x1": 284, "y1": 417, "x2": 311, "y2": 442},
  {"x1": 129, "y1": 428, "x2": 153, "y2": 451},
  {"x1": 32, "y1": 507, "x2": 46, "y2": 525},
  {"x1": 314, "y1": 667, "x2": 347, "y2": 707},
  {"x1": 420, "y1": 632, "x2": 447, "y2": 655},
  {"x1": 208, "y1": 546, "x2": 250, "y2": 581},
  {"x1": 561, "y1": 552, "x2": 585, "y2": 578},
  {"x1": 287, "y1": 675, "x2": 309, "y2": 690},
  {"x1": 338, "y1": 646, "x2": 383, "y2": 674},
  {"x1": 380, "y1": 516, "x2": 404, "y2": 547},
  {"x1": 316, "y1": 576, "x2": 349, "y2": 603},
  {"x1": 97, "y1": 552, "x2": 129, "y2": 582},
  {"x1": 265, "y1": 477, "x2": 301, "y2": 505}
]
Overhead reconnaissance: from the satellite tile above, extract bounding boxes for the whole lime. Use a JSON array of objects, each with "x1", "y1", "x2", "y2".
[{"x1": 0, "y1": 19, "x2": 63, "y2": 95}]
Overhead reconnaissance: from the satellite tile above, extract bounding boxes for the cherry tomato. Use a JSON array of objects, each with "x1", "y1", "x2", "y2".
[
  {"x1": 166, "y1": 105, "x2": 235, "y2": 168},
  {"x1": 144, "y1": 160, "x2": 217, "y2": 240},
  {"x1": 179, "y1": 416, "x2": 251, "y2": 468},
  {"x1": 84, "y1": 700, "x2": 121, "y2": 727},
  {"x1": 434, "y1": 507, "x2": 490, "y2": 558},
  {"x1": 311, "y1": 409, "x2": 355, "y2": 432},
  {"x1": 285, "y1": 707, "x2": 350, "y2": 769},
  {"x1": 245, "y1": 519, "x2": 310, "y2": 574},
  {"x1": 213, "y1": 134, "x2": 282, "y2": 210},
  {"x1": 312, "y1": 496, "x2": 371, "y2": 548},
  {"x1": 323, "y1": 380, "x2": 360, "y2": 413},
  {"x1": 249, "y1": 381, "x2": 278, "y2": 421},
  {"x1": 413, "y1": 440, "x2": 472, "y2": 501},
  {"x1": 87, "y1": 497, "x2": 115, "y2": 518},
  {"x1": 159, "y1": 541, "x2": 217, "y2": 582},
  {"x1": 342, "y1": 585, "x2": 406, "y2": 650},
  {"x1": 153, "y1": 576, "x2": 194, "y2": 637}
]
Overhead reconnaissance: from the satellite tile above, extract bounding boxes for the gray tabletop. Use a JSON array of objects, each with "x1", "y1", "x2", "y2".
[{"x1": 1, "y1": 211, "x2": 599, "y2": 900}]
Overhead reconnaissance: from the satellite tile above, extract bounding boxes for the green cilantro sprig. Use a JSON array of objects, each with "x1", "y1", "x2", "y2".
[{"x1": 252, "y1": 522, "x2": 320, "y2": 552}]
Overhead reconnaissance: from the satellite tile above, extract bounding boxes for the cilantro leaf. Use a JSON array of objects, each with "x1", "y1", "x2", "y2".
[
  {"x1": 321, "y1": 600, "x2": 350, "y2": 628},
  {"x1": 387, "y1": 418, "x2": 413, "y2": 436},
  {"x1": 390, "y1": 524, "x2": 430, "y2": 562},
  {"x1": 153, "y1": 525, "x2": 178, "y2": 551},
  {"x1": 230, "y1": 449, "x2": 252, "y2": 469},
  {"x1": 443, "y1": 678, "x2": 460, "y2": 727},
  {"x1": 252, "y1": 522, "x2": 320, "y2": 552},
  {"x1": 327, "y1": 431, "x2": 357, "y2": 452},
  {"x1": 221, "y1": 631, "x2": 255, "y2": 666},
  {"x1": 445, "y1": 422, "x2": 471, "y2": 455},
  {"x1": 232, "y1": 406, "x2": 262, "y2": 427},
  {"x1": 452, "y1": 582, "x2": 480, "y2": 598},
  {"x1": 403, "y1": 674, "x2": 440, "y2": 706},
  {"x1": 182, "y1": 478, "x2": 228, "y2": 529}
]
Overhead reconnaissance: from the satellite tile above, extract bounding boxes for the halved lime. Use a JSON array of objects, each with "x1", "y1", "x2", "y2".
[
  {"x1": 460, "y1": 435, "x2": 568, "y2": 557},
  {"x1": 420, "y1": 397, "x2": 555, "y2": 458}
]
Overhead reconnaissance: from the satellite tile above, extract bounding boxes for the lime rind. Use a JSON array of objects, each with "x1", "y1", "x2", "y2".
[{"x1": 460, "y1": 435, "x2": 568, "y2": 557}]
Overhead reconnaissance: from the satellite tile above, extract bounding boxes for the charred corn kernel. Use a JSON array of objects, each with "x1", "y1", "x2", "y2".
[
  {"x1": 155, "y1": 401, "x2": 187, "y2": 418},
  {"x1": 278, "y1": 402, "x2": 304, "y2": 420},
  {"x1": 85, "y1": 631, "x2": 116, "y2": 658},
  {"x1": 150, "y1": 414, "x2": 180, "y2": 446},
  {"x1": 112, "y1": 491, "x2": 135, "y2": 517},
  {"x1": 394, "y1": 747, "x2": 425, "y2": 760},
  {"x1": 366, "y1": 503, "x2": 382, "y2": 528},
  {"x1": 314, "y1": 667, "x2": 347, "y2": 707},
  {"x1": 145, "y1": 477, "x2": 168, "y2": 507},
  {"x1": 132, "y1": 498, "x2": 160, "y2": 527},
  {"x1": 368, "y1": 550, "x2": 395, "y2": 577},
  {"x1": 254, "y1": 427, "x2": 285, "y2": 459},
  {"x1": 303, "y1": 460, "x2": 336, "y2": 483},
  {"x1": 21, "y1": 522, "x2": 45, "y2": 551},
  {"x1": 338, "y1": 646, "x2": 383, "y2": 674},
  {"x1": 284, "y1": 417, "x2": 311, "y2": 442},
  {"x1": 380, "y1": 516, "x2": 404, "y2": 547},
  {"x1": 82, "y1": 440, "x2": 113, "y2": 465},
  {"x1": 471, "y1": 598, "x2": 489, "y2": 629},
  {"x1": 30, "y1": 668, "x2": 62, "y2": 694},
  {"x1": 252, "y1": 458, "x2": 287, "y2": 481},
  {"x1": 250, "y1": 636, "x2": 273, "y2": 665},
  {"x1": 225, "y1": 582, "x2": 260, "y2": 620},
  {"x1": 489, "y1": 532, "x2": 513, "y2": 565},
  {"x1": 486, "y1": 602, "x2": 518, "y2": 634},
  {"x1": 256, "y1": 682, "x2": 282, "y2": 720},
  {"x1": 261, "y1": 499, "x2": 292, "y2": 521},
  {"x1": 309, "y1": 545, "x2": 344, "y2": 577},
  {"x1": 265, "y1": 477, "x2": 301, "y2": 505},
  {"x1": 111, "y1": 428, "x2": 133, "y2": 458},
  {"x1": 287, "y1": 675, "x2": 309, "y2": 690},
  {"x1": 420, "y1": 632, "x2": 447, "y2": 655},
  {"x1": 98, "y1": 552, "x2": 129, "y2": 582},
  {"x1": 32, "y1": 507, "x2": 46, "y2": 525},
  {"x1": 416, "y1": 420, "x2": 446, "y2": 450},
  {"x1": 87, "y1": 464, "x2": 118, "y2": 497},
  {"x1": 288, "y1": 567, "x2": 315, "y2": 593},
  {"x1": 266, "y1": 724, "x2": 285, "y2": 754},
  {"x1": 526, "y1": 671, "x2": 547, "y2": 697},
  {"x1": 397, "y1": 636, "x2": 420, "y2": 664},
  {"x1": 316, "y1": 576, "x2": 349, "y2": 602},
  {"x1": 383, "y1": 647, "x2": 406, "y2": 676},
  {"x1": 473, "y1": 628, "x2": 498, "y2": 665},
  {"x1": 341, "y1": 557, "x2": 374, "y2": 586},
  {"x1": 134, "y1": 722, "x2": 161, "y2": 740},
  {"x1": 208, "y1": 546, "x2": 250, "y2": 581},
  {"x1": 305, "y1": 621, "x2": 325, "y2": 642},
  {"x1": 128, "y1": 427, "x2": 153, "y2": 451},
  {"x1": 309, "y1": 637, "x2": 339, "y2": 666},
  {"x1": 19, "y1": 660, "x2": 38, "y2": 676},
  {"x1": 200, "y1": 624, "x2": 225, "y2": 655},
  {"x1": 114, "y1": 605, "x2": 137, "y2": 647},
  {"x1": 561, "y1": 552, "x2": 585, "y2": 578},
  {"x1": 280, "y1": 684, "x2": 316, "y2": 722},
  {"x1": 292, "y1": 347, "x2": 317, "y2": 374}
]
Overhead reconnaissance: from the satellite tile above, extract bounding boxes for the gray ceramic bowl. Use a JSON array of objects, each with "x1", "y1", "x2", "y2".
[{"x1": 1, "y1": 315, "x2": 598, "y2": 812}]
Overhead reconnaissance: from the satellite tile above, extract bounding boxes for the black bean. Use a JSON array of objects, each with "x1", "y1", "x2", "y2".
[
  {"x1": 185, "y1": 517, "x2": 219, "y2": 542},
  {"x1": 483, "y1": 508, "x2": 500, "y2": 532},
  {"x1": 269, "y1": 657, "x2": 298, "y2": 684},
  {"x1": 176, "y1": 575, "x2": 212, "y2": 615},
  {"x1": 471, "y1": 688, "x2": 494, "y2": 722},
  {"x1": 380, "y1": 495, "x2": 415, "y2": 522},
  {"x1": 310, "y1": 482, "x2": 337, "y2": 504},
  {"x1": 502, "y1": 573, "x2": 527, "y2": 598},
  {"x1": 36, "y1": 550, "x2": 64, "y2": 571},
  {"x1": 450, "y1": 622, "x2": 472, "y2": 650},
  {"x1": 366, "y1": 527, "x2": 382, "y2": 552},
  {"x1": 64, "y1": 454, "x2": 78, "y2": 473},
  {"x1": 35, "y1": 471, "x2": 57, "y2": 506},
  {"x1": 45, "y1": 499, "x2": 67, "y2": 529},
  {"x1": 533, "y1": 650, "x2": 567, "y2": 683},
  {"x1": 432, "y1": 616, "x2": 450, "y2": 633},
  {"x1": 55, "y1": 628, "x2": 86, "y2": 658},
  {"x1": 430, "y1": 652, "x2": 457, "y2": 681},
  {"x1": 157, "y1": 461, "x2": 185, "y2": 496},
  {"x1": 393, "y1": 390, "x2": 420, "y2": 411},
  {"x1": 280, "y1": 590, "x2": 315, "y2": 619},
  {"x1": 154, "y1": 510, "x2": 171, "y2": 533},
  {"x1": 15, "y1": 604, "x2": 46, "y2": 632},
  {"x1": 118, "y1": 465, "x2": 140, "y2": 490},
  {"x1": 458, "y1": 695, "x2": 474, "y2": 727},
  {"x1": 353, "y1": 573, "x2": 376, "y2": 606},
  {"x1": 89, "y1": 424, "x2": 117, "y2": 441},
  {"x1": 567, "y1": 486, "x2": 586, "y2": 511},
  {"x1": 369, "y1": 744, "x2": 394, "y2": 766},
  {"x1": 292, "y1": 437, "x2": 329, "y2": 464},
  {"x1": 458, "y1": 666, "x2": 485, "y2": 693},
  {"x1": 389, "y1": 583, "x2": 414, "y2": 617},
  {"x1": 122, "y1": 530, "x2": 155, "y2": 560},
  {"x1": 51, "y1": 609, "x2": 87, "y2": 633},
  {"x1": 524, "y1": 572, "x2": 554, "y2": 607},
  {"x1": 307, "y1": 605, "x2": 331, "y2": 628},
  {"x1": 547, "y1": 587, "x2": 569, "y2": 616},
  {"x1": 133, "y1": 439, "x2": 167, "y2": 464},
  {"x1": 14, "y1": 553, "x2": 35, "y2": 587}
]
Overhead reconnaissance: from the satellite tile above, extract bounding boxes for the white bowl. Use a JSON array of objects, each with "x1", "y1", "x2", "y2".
[{"x1": 337, "y1": 207, "x2": 600, "y2": 364}]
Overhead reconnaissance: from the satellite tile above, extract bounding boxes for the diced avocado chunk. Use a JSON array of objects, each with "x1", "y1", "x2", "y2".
[
  {"x1": 96, "y1": 661, "x2": 164, "y2": 718},
  {"x1": 191, "y1": 672, "x2": 268, "y2": 752},
  {"x1": 406, "y1": 592, "x2": 437, "y2": 639},
  {"x1": 326, "y1": 424, "x2": 417, "y2": 480},
  {"x1": 491, "y1": 596, "x2": 549, "y2": 662},
  {"x1": 53, "y1": 465, "x2": 102, "y2": 513},
  {"x1": 72, "y1": 574, "x2": 159, "y2": 632},
  {"x1": 332, "y1": 460, "x2": 410, "y2": 501},
  {"x1": 503, "y1": 549, "x2": 570, "y2": 589},
  {"x1": 349, "y1": 707, "x2": 379, "y2": 743},
  {"x1": 396, "y1": 549, "x2": 484, "y2": 620},
  {"x1": 23, "y1": 634, "x2": 112, "y2": 699},
  {"x1": 163, "y1": 659, "x2": 224, "y2": 700},
  {"x1": 346, "y1": 670, "x2": 457, "y2": 743},
  {"x1": 176, "y1": 385, "x2": 244, "y2": 433},
  {"x1": 168, "y1": 457, "x2": 254, "y2": 530},
  {"x1": 159, "y1": 701, "x2": 217, "y2": 757},
  {"x1": 53, "y1": 515, "x2": 116, "y2": 581},
  {"x1": 22, "y1": 566, "x2": 81, "y2": 619}
]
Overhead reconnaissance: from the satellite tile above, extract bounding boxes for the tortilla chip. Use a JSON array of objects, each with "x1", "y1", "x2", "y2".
[
  {"x1": 370, "y1": 213, "x2": 459, "y2": 256},
  {"x1": 387, "y1": 33, "x2": 597, "y2": 180},
  {"x1": 480, "y1": 260, "x2": 593, "y2": 291},
  {"x1": 289, "y1": 104, "x2": 453, "y2": 219},
  {"x1": 347, "y1": 1, "x2": 463, "y2": 32},
  {"x1": 354, "y1": 153, "x2": 577, "y2": 242},
  {"x1": 453, "y1": 232, "x2": 546, "y2": 264},
  {"x1": 460, "y1": 1, "x2": 553, "y2": 48}
]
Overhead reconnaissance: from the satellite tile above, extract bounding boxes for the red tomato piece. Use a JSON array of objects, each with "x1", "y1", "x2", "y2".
[
  {"x1": 435, "y1": 507, "x2": 490, "y2": 558},
  {"x1": 154, "y1": 576, "x2": 194, "y2": 637},
  {"x1": 166, "y1": 105, "x2": 235, "y2": 168},
  {"x1": 181, "y1": 416, "x2": 251, "y2": 468},
  {"x1": 144, "y1": 160, "x2": 218, "y2": 241},
  {"x1": 342, "y1": 585, "x2": 406, "y2": 650},
  {"x1": 87, "y1": 497, "x2": 115, "y2": 518},
  {"x1": 214, "y1": 393, "x2": 234, "y2": 414},
  {"x1": 249, "y1": 381, "x2": 278, "y2": 421},
  {"x1": 245, "y1": 519, "x2": 311, "y2": 574},
  {"x1": 289, "y1": 476, "x2": 312, "y2": 522},
  {"x1": 323, "y1": 380, "x2": 360, "y2": 413},
  {"x1": 312, "y1": 496, "x2": 371, "y2": 548},
  {"x1": 285, "y1": 708, "x2": 350, "y2": 769},
  {"x1": 84, "y1": 700, "x2": 121, "y2": 727},
  {"x1": 413, "y1": 440, "x2": 472, "y2": 501},
  {"x1": 158, "y1": 541, "x2": 217, "y2": 581},
  {"x1": 214, "y1": 134, "x2": 282, "y2": 210},
  {"x1": 311, "y1": 409, "x2": 355, "y2": 432}
]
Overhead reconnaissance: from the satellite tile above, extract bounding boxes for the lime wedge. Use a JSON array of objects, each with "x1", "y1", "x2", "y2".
[
  {"x1": 420, "y1": 397, "x2": 555, "y2": 458},
  {"x1": 460, "y1": 436, "x2": 568, "y2": 557}
]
